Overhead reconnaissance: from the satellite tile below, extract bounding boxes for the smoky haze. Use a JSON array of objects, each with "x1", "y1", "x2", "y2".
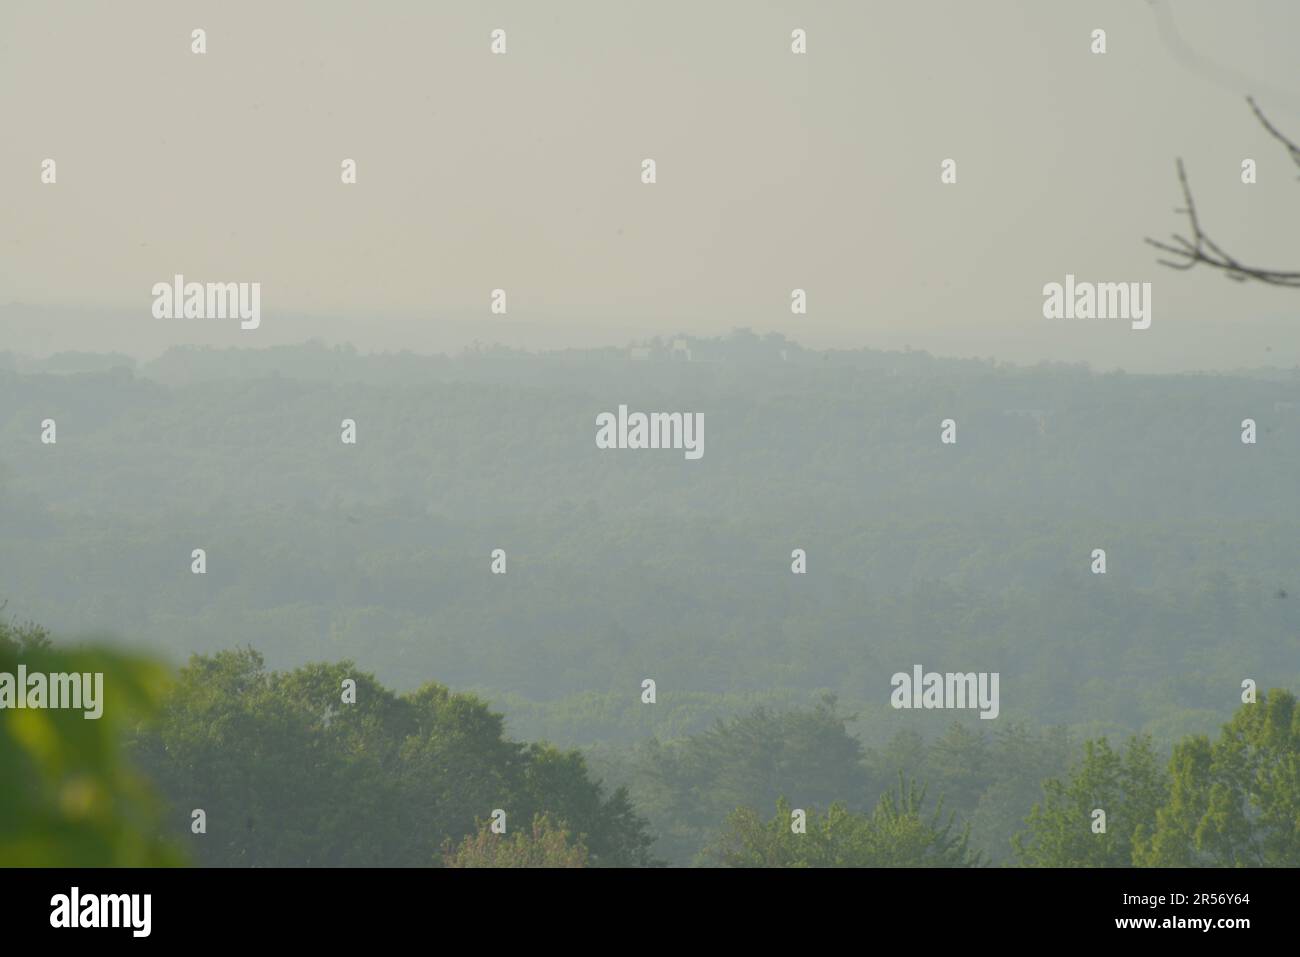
[
  {"x1": 3, "y1": 1, "x2": 1300, "y2": 874},
  {"x1": 1, "y1": 0, "x2": 1298, "y2": 370}
]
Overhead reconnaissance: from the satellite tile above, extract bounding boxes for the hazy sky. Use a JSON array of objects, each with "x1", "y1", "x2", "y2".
[{"x1": 2, "y1": 0, "x2": 1298, "y2": 370}]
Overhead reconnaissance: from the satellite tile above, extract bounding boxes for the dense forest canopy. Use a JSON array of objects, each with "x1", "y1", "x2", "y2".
[{"x1": 3, "y1": 332, "x2": 1299, "y2": 865}]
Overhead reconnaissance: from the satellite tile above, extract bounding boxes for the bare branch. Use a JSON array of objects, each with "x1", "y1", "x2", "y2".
[
  {"x1": 1247, "y1": 96, "x2": 1300, "y2": 171},
  {"x1": 1145, "y1": 99, "x2": 1300, "y2": 287}
]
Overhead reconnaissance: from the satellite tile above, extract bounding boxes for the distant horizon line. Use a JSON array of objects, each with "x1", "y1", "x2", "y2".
[{"x1": 4, "y1": 335, "x2": 1300, "y2": 383}]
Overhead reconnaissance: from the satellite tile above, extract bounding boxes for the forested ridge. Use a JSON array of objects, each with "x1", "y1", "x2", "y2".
[{"x1": 3, "y1": 331, "x2": 1299, "y2": 865}]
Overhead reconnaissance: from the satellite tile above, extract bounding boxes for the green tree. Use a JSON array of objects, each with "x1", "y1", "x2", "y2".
[
  {"x1": 0, "y1": 615, "x2": 182, "y2": 866},
  {"x1": 442, "y1": 813, "x2": 587, "y2": 868},
  {"x1": 709, "y1": 778, "x2": 980, "y2": 867},
  {"x1": 131, "y1": 648, "x2": 655, "y2": 866},
  {"x1": 1136, "y1": 689, "x2": 1300, "y2": 867},
  {"x1": 1015, "y1": 735, "x2": 1167, "y2": 867},
  {"x1": 611, "y1": 699, "x2": 873, "y2": 865}
]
